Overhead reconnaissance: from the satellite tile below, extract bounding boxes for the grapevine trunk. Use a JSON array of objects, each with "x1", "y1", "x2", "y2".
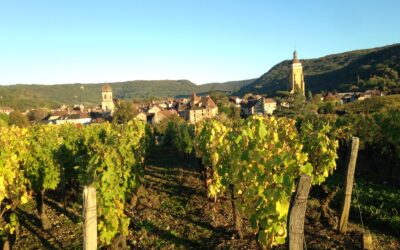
[
  {"x1": 36, "y1": 190, "x2": 51, "y2": 230},
  {"x1": 230, "y1": 185, "x2": 243, "y2": 239}
]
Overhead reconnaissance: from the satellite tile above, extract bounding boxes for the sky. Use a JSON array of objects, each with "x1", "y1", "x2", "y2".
[{"x1": 0, "y1": 0, "x2": 399, "y2": 85}]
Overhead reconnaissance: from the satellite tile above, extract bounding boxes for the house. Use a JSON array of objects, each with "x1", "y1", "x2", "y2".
[
  {"x1": 51, "y1": 112, "x2": 92, "y2": 125},
  {"x1": 356, "y1": 93, "x2": 372, "y2": 101},
  {"x1": 323, "y1": 93, "x2": 340, "y2": 102},
  {"x1": 159, "y1": 103, "x2": 168, "y2": 109},
  {"x1": 241, "y1": 97, "x2": 277, "y2": 117},
  {"x1": 147, "y1": 104, "x2": 163, "y2": 114},
  {"x1": 341, "y1": 94, "x2": 355, "y2": 104},
  {"x1": 365, "y1": 89, "x2": 384, "y2": 97},
  {"x1": 134, "y1": 112, "x2": 147, "y2": 122},
  {"x1": 47, "y1": 110, "x2": 69, "y2": 121},
  {"x1": 229, "y1": 96, "x2": 242, "y2": 107},
  {"x1": 280, "y1": 101, "x2": 290, "y2": 108},
  {"x1": 0, "y1": 107, "x2": 14, "y2": 115},
  {"x1": 240, "y1": 99, "x2": 257, "y2": 117},
  {"x1": 179, "y1": 93, "x2": 218, "y2": 124},
  {"x1": 254, "y1": 97, "x2": 277, "y2": 115},
  {"x1": 151, "y1": 110, "x2": 178, "y2": 124},
  {"x1": 165, "y1": 99, "x2": 175, "y2": 108},
  {"x1": 336, "y1": 92, "x2": 356, "y2": 104}
]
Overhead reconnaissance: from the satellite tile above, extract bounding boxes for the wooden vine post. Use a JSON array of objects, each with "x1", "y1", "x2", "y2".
[
  {"x1": 288, "y1": 174, "x2": 312, "y2": 250},
  {"x1": 339, "y1": 137, "x2": 359, "y2": 233},
  {"x1": 83, "y1": 185, "x2": 97, "y2": 250},
  {"x1": 229, "y1": 185, "x2": 243, "y2": 239}
]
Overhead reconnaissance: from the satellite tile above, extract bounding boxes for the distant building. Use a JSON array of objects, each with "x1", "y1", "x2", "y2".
[
  {"x1": 147, "y1": 104, "x2": 163, "y2": 114},
  {"x1": 101, "y1": 84, "x2": 115, "y2": 113},
  {"x1": 241, "y1": 97, "x2": 276, "y2": 117},
  {"x1": 356, "y1": 93, "x2": 372, "y2": 101},
  {"x1": 179, "y1": 93, "x2": 218, "y2": 124},
  {"x1": 289, "y1": 50, "x2": 305, "y2": 95},
  {"x1": 0, "y1": 107, "x2": 14, "y2": 115},
  {"x1": 49, "y1": 112, "x2": 92, "y2": 125},
  {"x1": 151, "y1": 110, "x2": 178, "y2": 124},
  {"x1": 229, "y1": 96, "x2": 243, "y2": 107},
  {"x1": 47, "y1": 110, "x2": 69, "y2": 121},
  {"x1": 73, "y1": 104, "x2": 85, "y2": 111},
  {"x1": 254, "y1": 97, "x2": 277, "y2": 115},
  {"x1": 241, "y1": 99, "x2": 257, "y2": 117},
  {"x1": 134, "y1": 112, "x2": 147, "y2": 122}
]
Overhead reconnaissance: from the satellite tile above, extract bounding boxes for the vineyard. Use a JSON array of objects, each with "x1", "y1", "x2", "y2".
[
  {"x1": 1, "y1": 116, "x2": 400, "y2": 249},
  {"x1": 1, "y1": 121, "x2": 148, "y2": 249}
]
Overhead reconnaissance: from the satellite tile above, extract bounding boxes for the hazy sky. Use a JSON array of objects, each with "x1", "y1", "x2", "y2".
[{"x1": 1, "y1": 0, "x2": 399, "y2": 85}]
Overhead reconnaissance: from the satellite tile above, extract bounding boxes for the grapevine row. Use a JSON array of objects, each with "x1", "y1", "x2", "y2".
[
  {"x1": 0, "y1": 121, "x2": 150, "y2": 247},
  {"x1": 193, "y1": 116, "x2": 338, "y2": 248}
]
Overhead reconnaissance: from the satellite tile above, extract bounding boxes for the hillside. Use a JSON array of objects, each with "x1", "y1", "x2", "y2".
[
  {"x1": 0, "y1": 79, "x2": 254, "y2": 110},
  {"x1": 237, "y1": 44, "x2": 400, "y2": 96}
]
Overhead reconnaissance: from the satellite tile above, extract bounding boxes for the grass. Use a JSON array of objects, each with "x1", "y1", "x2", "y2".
[
  {"x1": 352, "y1": 180, "x2": 400, "y2": 234},
  {"x1": 325, "y1": 172, "x2": 400, "y2": 237}
]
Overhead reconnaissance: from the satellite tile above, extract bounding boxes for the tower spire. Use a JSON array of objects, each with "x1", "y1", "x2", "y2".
[{"x1": 293, "y1": 50, "x2": 299, "y2": 63}]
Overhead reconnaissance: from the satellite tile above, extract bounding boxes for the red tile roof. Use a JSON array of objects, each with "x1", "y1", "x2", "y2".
[{"x1": 102, "y1": 84, "x2": 112, "y2": 92}]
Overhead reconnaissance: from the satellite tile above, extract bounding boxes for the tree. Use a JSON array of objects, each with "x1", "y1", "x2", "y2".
[
  {"x1": 312, "y1": 94, "x2": 323, "y2": 104},
  {"x1": 209, "y1": 91, "x2": 229, "y2": 106},
  {"x1": 27, "y1": 109, "x2": 49, "y2": 122},
  {"x1": 307, "y1": 90, "x2": 313, "y2": 101},
  {"x1": 8, "y1": 111, "x2": 30, "y2": 127},
  {"x1": 232, "y1": 106, "x2": 241, "y2": 120},
  {"x1": 112, "y1": 101, "x2": 137, "y2": 124},
  {"x1": 153, "y1": 114, "x2": 182, "y2": 135},
  {"x1": 218, "y1": 104, "x2": 241, "y2": 120},
  {"x1": 318, "y1": 102, "x2": 336, "y2": 114},
  {"x1": 0, "y1": 113, "x2": 9, "y2": 127},
  {"x1": 275, "y1": 91, "x2": 308, "y2": 118}
]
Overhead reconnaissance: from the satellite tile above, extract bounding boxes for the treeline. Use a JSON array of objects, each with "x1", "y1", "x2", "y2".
[
  {"x1": 238, "y1": 43, "x2": 400, "y2": 96},
  {"x1": 0, "y1": 79, "x2": 254, "y2": 110}
]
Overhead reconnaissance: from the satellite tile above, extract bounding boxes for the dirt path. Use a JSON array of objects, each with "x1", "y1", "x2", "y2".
[{"x1": 127, "y1": 146, "x2": 239, "y2": 249}]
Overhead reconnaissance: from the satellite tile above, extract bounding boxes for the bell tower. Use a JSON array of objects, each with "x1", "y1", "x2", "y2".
[
  {"x1": 101, "y1": 84, "x2": 115, "y2": 112},
  {"x1": 289, "y1": 50, "x2": 305, "y2": 95}
]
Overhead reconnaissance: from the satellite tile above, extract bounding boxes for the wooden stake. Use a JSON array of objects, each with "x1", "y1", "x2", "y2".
[
  {"x1": 339, "y1": 137, "x2": 359, "y2": 234},
  {"x1": 289, "y1": 174, "x2": 312, "y2": 250},
  {"x1": 2, "y1": 240, "x2": 10, "y2": 250},
  {"x1": 363, "y1": 230, "x2": 373, "y2": 249},
  {"x1": 83, "y1": 185, "x2": 97, "y2": 250}
]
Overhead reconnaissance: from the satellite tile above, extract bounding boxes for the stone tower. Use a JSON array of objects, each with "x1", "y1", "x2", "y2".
[
  {"x1": 289, "y1": 50, "x2": 305, "y2": 95},
  {"x1": 101, "y1": 84, "x2": 114, "y2": 112}
]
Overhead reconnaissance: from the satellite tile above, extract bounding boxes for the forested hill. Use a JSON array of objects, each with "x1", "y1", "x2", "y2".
[
  {"x1": 0, "y1": 79, "x2": 255, "y2": 110},
  {"x1": 236, "y1": 43, "x2": 400, "y2": 96}
]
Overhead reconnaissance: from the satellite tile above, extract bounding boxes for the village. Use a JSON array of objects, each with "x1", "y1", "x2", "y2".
[{"x1": 0, "y1": 51, "x2": 392, "y2": 126}]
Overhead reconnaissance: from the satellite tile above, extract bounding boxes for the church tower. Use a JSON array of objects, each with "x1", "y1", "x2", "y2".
[
  {"x1": 101, "y1": 84, "x2": 115, "y2": 112},
  {"x1": 288, "y1": 50, "x2": 305, "y2": 95}
]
